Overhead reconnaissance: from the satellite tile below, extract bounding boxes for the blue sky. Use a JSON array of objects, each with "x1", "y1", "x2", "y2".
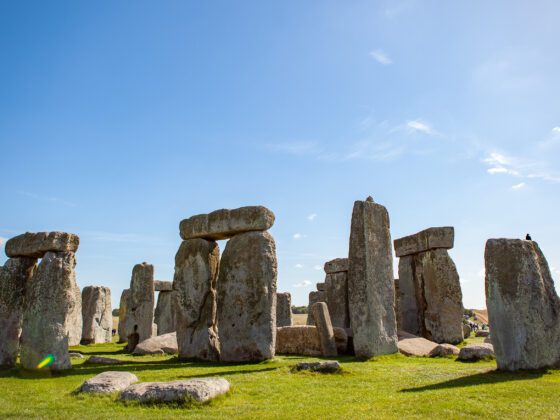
[{"x1": 1, "y1": 1, "x2": 559, "y2": 309}]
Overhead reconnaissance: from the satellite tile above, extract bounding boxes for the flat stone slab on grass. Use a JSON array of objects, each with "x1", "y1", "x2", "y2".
[
  {"x1": 397, "y1": 331, "x2": 438, "y2": 356},
  {"x1": 394, "y1": 227, "x2": 454, "y2": 257},
  {"x1": 179, "y1": 206, "x2": 275, "y2": 240},
  {"x1": 5, "y1": 232, "x2": 79, "y2": 258},
  {"x1": 69, "y1": 352, "x2": 84, "y2": 359},
  {"x1": 458, "y1": 343, "x2": 495, "y2": 361},
  {"x1": 85, "y1": 356, "x2": 125, "y2": 365},
  {"x1": 295, "y1": 361, "x2": 341, "y2": 373},
  {"x1": 429, "y1": 343, "x2": 460, "y2": 357},
  {"x1": 120, "y1": 378, "x2": 230, "y2": 403},
  {"x1": 80, "y1": 371, "x2": 138, "y2": 394},
  {"x1": 133, "y1": 332, "x2": 178, "y2": 355}
]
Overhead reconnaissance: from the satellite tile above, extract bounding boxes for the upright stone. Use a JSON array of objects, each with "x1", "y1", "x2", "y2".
[
  {"x1": 155, "y1": 290, "x2": 177, "y2": 335},
  {"x1": 81, "y1": 286, "x2": 112, "y2": 344},
  {"x1": 0, "y1": 258, "x2": 37, "y2": 369},
  {"x1": 117, "y1": 289, "x2": 131, "y2": 343},
  {"x1": 217, "y1": 231, "x2": 277, "y2": 362},
  {"x1": 276, "y1": 292, "x2": 293, "y2": 327},
  {"x1": 396, "y1": 255, "x2": 421, "y2": 335},
  {"x1": 485, "y1": 239, "x2": 560, "y2": 371},
  {"x1": 20, "y1": 252, "x2": 80, "y2": 370},
  {"x1": 311, "y1": 302, "x2": 337, "y2": 357},
  {"x1": 306, "y1": 290, "x2": 326, "y2": 326},
  {"x1": 126, "y1": 263, "x2": 155, "y2": 350},
  {"x1": 348, "y1": 197, "x2": 398, "y2": 358},
  {"x1": 173, "y1": 239, "x2": 220, "y2": 361},
  {"x1": 325, "y1": 271, "x2": 349, "y2": 329}
]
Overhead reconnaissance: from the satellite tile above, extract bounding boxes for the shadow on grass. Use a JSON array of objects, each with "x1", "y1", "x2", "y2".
[{"x1": 400, "y1": 370, "x2": 546, "y2": 393}]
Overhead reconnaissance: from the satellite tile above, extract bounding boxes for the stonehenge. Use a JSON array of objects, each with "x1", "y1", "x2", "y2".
[
  {"x1": 311, "y1": 302, "x2": 337, "y2": 357},
  {"x1": 81, "y1": 286, "x2": 112, "y2": 344},
  {"x1": 154, "y1": 288, "x2": 177, "y2": 335},
  {"x1": 324, "y1": 258, "x2": 350, "y2": 329},
  {"x1": 117, "y1": 289, "x2": 131, "y2": 343},
  {"x1": 394, "y1": 227, "x2": 464, "y2": 344},
  {"x1": 276, "y1": 292, "x2": 293, "y2": 327},
  {"x1": 124, "y1": 263, "x2": 155, "y2": 351},
  {"x1": 485, "y1": 239, "x2": 560, "y2": 371},
  {"x1": 306, "y1": 288, "x2": 326, "y2": 326}
]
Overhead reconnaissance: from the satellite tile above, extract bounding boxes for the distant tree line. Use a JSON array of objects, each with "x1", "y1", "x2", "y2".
[{"x1": 291, "y1": 305, "x2": 308, "y2": 314}]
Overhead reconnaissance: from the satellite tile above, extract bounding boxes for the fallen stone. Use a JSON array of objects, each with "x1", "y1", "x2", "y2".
[
  {"x1": 306, "y1": 290, "x2": 326, "y2": 326},
  {"x1": 295, "y1": 361, "x2": 341, "y2": 373},
  {"x1": 120, "y1": 378, "x2": 230, "y2": 403},
  {"x1": 325, "y1": 271, "x2": 349, "y2": 329},
  {"x1": 179, "y1": 206, "x2": 275, "y2": 240},
  {"x1": 69, "y1": 352, "x2": 84, "y2": 359},
  {"x1": 429, "y1": 343, "x2": 460, "y2": 357},
  {"x1": 80, "y1": 371, "x2": 138, "y2": 394},
  {"x1": 312, "y1": 302, "x2": 337, "y2": 357},
  {"x1": 475, "y1": 330, "x2": 490, "y2": 337},
  {"x1": 117, "y1": 289, "x2": 131, "y2": 343},
  {"x1": 5, "y1": 232, "x2": 79, "y2": 258},
  {"x1": 154, "y1": 280, "x2": 172, "y2": 291},
  {"x1": 348, "y1": 198, "x2": 398, "y2": 358},
  {"x1": 324, "y1": 258, "x2": 349, "y2": 274},
  {"x1": 81, "y1": 286, "x2": 112, "y2": 344},
  {"x1": 154, "y1": 290, "x2": 176, "y2": 335},
  {"x1": 394, "y1": 227, "x2": 454, "y2": 258},
  {"x1": 485, "y1": 239, "x2": 560, "y2": 371},
  {"x1": 276, "y1": 325, "x2": 347, "y2": 356},
  {"x1": 133, "y1": 332, "x2": 178, "y2": 355},
  {"x1": 458, "y1": 343, "x2": 495, "y2": 361},
  {"x1": 85, "y1": 356, "x2": 125, "y2": 365},
  {"x1": 217, "y1": 231, "x2": 277, "y2": 362},
  {"x1": 174, "y1": 239, "x2": 220, "y2": 361},
  {"x1": 397, "y1": 331, "x2": 438, "y2": 356},
  {"x1": 276, "y1": 292, "x2": 293, "y2": 327}
]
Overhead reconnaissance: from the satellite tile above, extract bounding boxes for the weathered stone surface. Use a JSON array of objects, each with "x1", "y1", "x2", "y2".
[
  {"x1": 217, "y1": 231, "x2": 277, "y2": 362},
  {"x1": 324, "y1": 258, "x2": 349, "y2": 274},
  {"x1": 312, "y1": 302, "x2": 337, "y2": 357},
  {"x1": 397, "y1": 249, "x2": 464, "y2": 344},
  {"x1": 69, "y1": 352, "x2": 84, "y2": 359},
  {"x1": 316, "y1": 282, "x2": 326, "y2": 291},
  {"x1": 154, "y1": 290, "x2": 176, "y2": 335},
  {"x1": 394, "y1": 227, "x2": 454, "y2": 258},
  {"x1": 174, "y1": 239, "x2": 220, "y2": 361},
  {"x1": 429, "y1": 343, "x2": 460, "y2": 357},
  {"x1": 120, "y1": 378, "x2": 230, "y2": 403},
  {"x1": 0, "y1": 257, "x2": 36, "y2": 369},
  {"x1": 348, "y1": 198, "x2": 398, "y2": 358},
  {"x1": 295, "y1": 361, "x2": 341, "y2": 373},
  {"x1": 306, "y1": 290, "x2": 326, "y2": 326},
  {"x1": 276, "y1": 292, "x2": 293, "y2": 327},
  {"x1": 125, "y1": 263, "x2": 155, "y2": 351},
  {"x1": 397, "y1": 331, "x2": 438, "y2": 356},
  {"x1": 81, "y1": 286, "x2": 112, "y2": 344},
  {"x1": 463, "y1": 323, "x2": 471, "y2": 339},
  {"x1": 154, "y1": 280, "x2": 172, "y2": 291},
  {"x1": 458, "y1": 343, "x2": 495, "y2": 361},
  {"x1": 179, "y1": 206, "x2": 275, "y2": 241},
  {"x1": 85, "y1": 356, "x2": 125, "y2": 365},
  {"x1": 475, "y1": 330, "x2": 490, "y2": 337},
  {"x1": 80, "y1": 371, "x2": 138, "y2": 394},
  {"x1": 133, "y1": 332, "x2": 178, "y2": 355},
  {"x1": 5, "y1": 232, "x2": 79, "y2": 258},
  {"x1": 20, "y1": 251, "x2": 81, "y2": 370},
  {"x1": 276, "y1": 326, "x2": 347, "y2": 356},
  {"x1": 325, "y1": 271, "x2": 349, "y2": 329},
  {"x1": 118, "y1": 289, "x2": 131, "y2": 343},
  {"x1": 485, "y1": 239, "x2": 560, "y2": 371}
]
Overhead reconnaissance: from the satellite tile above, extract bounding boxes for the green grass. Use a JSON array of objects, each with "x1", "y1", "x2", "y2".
[{"x1": 1, "y1": 341, "x2": 559, "y2": 419}]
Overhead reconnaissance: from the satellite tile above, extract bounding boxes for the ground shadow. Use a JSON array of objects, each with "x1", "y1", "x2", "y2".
[{"x1": 400, "y1": 369, "x2": 546, "y2": 393}]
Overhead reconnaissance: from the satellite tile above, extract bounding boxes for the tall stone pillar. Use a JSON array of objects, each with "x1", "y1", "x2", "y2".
[
  {"x1": 155, "y1": 290, "x2": 177, "y2": 335},
  {"x1": 81, "y1": 286, "x2": 112, "y2": 344},
  {"x1": 125, "y1": 263, "x2": 155, "y2": 351},
  {"x1": 117, "y1": 289, "x2": 131, "y2": 343},
  {"x1": 324, "y1": 258, "x2": 350, "y2": 329},
  {"x1": 276, "y1": 292, "x2": 293, "y2": 327}
]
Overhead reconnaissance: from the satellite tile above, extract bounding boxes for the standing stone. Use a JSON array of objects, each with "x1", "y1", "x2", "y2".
[
  {"x1": 81, "y1": 286, "x2": 112, "y2": 344},
  {"x1": 126, "y1": 263, "x2": 155, "y2": 350},
  {"x1": 155, "y1": 290, "x2": 177, "y2": 335},
  {"x1": 325, "y1": 271, "x2": 349, "y2": 329},
  {"x1": 306, "y1": 290, "x2": 326, "y2": 326},
  {"x1": 394, "y1": 279, "x2": 401, "y2": 330},
  {"x1": 311, "y1": 302, "x2": 337, "y2": 357},
  {"x1": 485, "y1": 239, "x2": 560, "y2": 371},
  {"x1": 173, "y1": 239, "x2": 220, "y2": 361},
  {"x1": 396, "y1": 256, "x2": 421, "y2": 335},
  {"x1": 0, "y1": 258, "x2": 37, "y2": 369},
  {"x1": 20, "y1": 252, "x2": 80, "y2": 370},
  {"x1": 276, "y1": 292, "x2": 293, "y2": 327},
  {"x1": 348, "y1": 197, "x2": 398, "y2": 358},
  {"x1": 217, "y1": 231, "x2": 277, "y2": 362},
  {"x1": 117, "y1": 289, "x2": 131, "y2": 343}
]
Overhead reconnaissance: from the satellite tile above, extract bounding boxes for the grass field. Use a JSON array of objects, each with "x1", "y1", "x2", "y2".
[{"x1": 1, "y1": 337, "x2": 559, "y2": 419}]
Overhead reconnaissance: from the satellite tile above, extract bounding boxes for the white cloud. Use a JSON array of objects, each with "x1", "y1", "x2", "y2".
[
  {"x1": 406, "y1": 119, "x2": 435, "y2": 135},
  {"x1": 482, "y1": 151, "x2": 560, "y2": 183},
  {"x1": 511, "y1": 182, "x2": 526, "y2": 190},
  {"x1": 307, "y1": 213, "x2": 317, "y2": 221},
  {"x1": 313, "y1": 265, "x2": 322, "y2": 270},
  {"x1": 294, "y1": 263, "x2": 304, "y2": 269},
  {"x1": 0, "y1": 237, "x2": 6, "y2": 247},
  {"x1": 293, "y1": 233, "x2": 307, "y2": 240},
  {"x1": 369, "y1": 49, "x2": 392, "y2": 65},
  {"x1": 552, "y1": 127, "x2": 560, "y2": 134},
  {"x1": 293, "y1": 280, "x2": 312, "y2": 288}
]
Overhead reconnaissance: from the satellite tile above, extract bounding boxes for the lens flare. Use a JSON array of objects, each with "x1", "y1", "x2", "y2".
[{"x1": 37, "y1": 354, "x2": 55, "y2": 369}]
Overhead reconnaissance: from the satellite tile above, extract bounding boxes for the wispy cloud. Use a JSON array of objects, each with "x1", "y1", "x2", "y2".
[
  {"x1": 483, "y1": 151, "x2": 560, "y2": 183},
  {"x1": 511, "y1": 182, "x2": 526, "y2": 190},
  {"x1": 307, "y1": 213, "x2": 317, "y2": 221},
  {"x1": 293, "y1": 233, "x2": 307, "y2": 240},
  {"x1": 0, "y1": 237, "x2": 7, "y2": 247},
  {"x1": 369, "y1": 49, "x2": 392, "y2": 65},
  {"x1": 538, "y1": 127, "x2": 560, "y2": 150},
  {"x1": 294, "y1": 263, "x2": 304, "y2": 269},
  {"x1": 293, "y1": 280, "x2": 312, "y2": 288},
  {"x1": 313, "y1": 265, "x2": 322, "y2": 270},
  {"x1": 17, "y1": 191, "x2": 76, "y2": 207},
  {"x1": 267, "y1": 141, "x2": 320, "y2": 156},
  {"x1": 406, "y1": 119, "x2": 435, "y2": 136}
]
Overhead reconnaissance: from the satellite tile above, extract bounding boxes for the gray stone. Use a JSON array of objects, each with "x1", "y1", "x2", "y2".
[
  {"x1": 316, "y1": 282, "x2": 326, "y2": 291},
  {"x1": 485, "y1": 239, "x2": 560, "y2": 371},
  {"x1": 117, "y1": 289, "x2": 131, "y2": 343},
  {"x1": 295, "y1": 361, "x2": 341, "y2": 373},
  {"x1": 0, "y1": 257, "x2": 36, "y2": 369},
  {"x1": 173, "y1": 239, "x2": 220, "y2": 361},
  {"x1": 125, "y1": 263, "x2": 155, "y2": 351},
  {"x1": 429, "y1": 343, "x2": 460, "y2": 357},
  {"x1": 85, "y1": 356, "x2": 125, "y2": 365},
  {"x1": 154, "y1": 280, "x2": 172, "y2": 291},
  {"x1": 463, "y1": 323, "x2": 471, "y2": 339},
  {"x1": 397, "y1": 331, "x2": 438, "y2": 356},
  {"x1": 475, "y1": 330, "x2": 490, "y2": 337},
  {"x1": 120, "y1": 378, "x2": 230, "y2": 403},
  {"x1": 276, "y1": 292, "x2": 293, "y2": 327},
  {"x1": 306, "y1": 290, "x2": 326, "y2": 326},
  {"x1": 69, "y1": 352, "x2": 84, "y2": 358},
  {"x1": 81, "y1": 286, "x2": 112, "y2": 344},
  {"x1": 348, "y1": 198, "x2": 398, "y2": 358},
  {"x1": 394, "y1": 227, "x2": 454, "y2": 258},
  {"x1": 394, "y1": 279, "x2": 401, "y2": 330},
  {"x1": 458, "y1": 343, "x2": 495, "y2": 361},
  {"x1": 80, "y1": 371, "x2": 138, "y2": 394},
  {"x1": 5, "y1": 231, "x2": 79, "y2": 258},
  {"x1": 217, "y1": 231, "x2": 277, "y2": 362},
  {"x1": 179, "y1": 206, "x2": 275, "y2": 240},
  {"x1": 311, "y1": 302, "x2": 337, "y2": 357},
  {"x1": 20, "y1": 251, "x2": 81, "y2": 370},
  {"x1": 325, "y1": 271, "x2": 349, "y2": 329},
  {"x1": 154, "y1": 290, "x2": 176, "y2": 335},
  {"x1": 324, "y1": 258, "x2": 349, "y2": 274},
  {"x1": 133, "y1": 332, "x2": 178, "y2": 355},
  {"x1": 275, "y1": 325, "x2": 348, "y2": 356}
]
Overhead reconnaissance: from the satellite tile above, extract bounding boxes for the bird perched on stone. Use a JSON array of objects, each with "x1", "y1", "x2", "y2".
[{"x1": 525, "y1": 233, "x2": 532, "y2": 241}]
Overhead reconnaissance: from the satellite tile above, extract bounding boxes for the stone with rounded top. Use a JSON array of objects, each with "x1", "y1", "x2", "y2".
[
  {"x1": 458, "y1": 343, "x2": 495, "y2": 361},
  {"x1": 80, "y1": 371, "x2": 138, "y2": 394},
  {"x1": 81, "y1": 286, "x2": 112, "y2": 344},
  {"x1": 5, "y1": 232, "x2": 79, "y2": 258}
]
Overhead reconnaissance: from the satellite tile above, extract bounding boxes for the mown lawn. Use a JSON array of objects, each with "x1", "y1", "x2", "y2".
[{"x1": 0, "y1": 339, "x2": 559, "y2": 419}]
